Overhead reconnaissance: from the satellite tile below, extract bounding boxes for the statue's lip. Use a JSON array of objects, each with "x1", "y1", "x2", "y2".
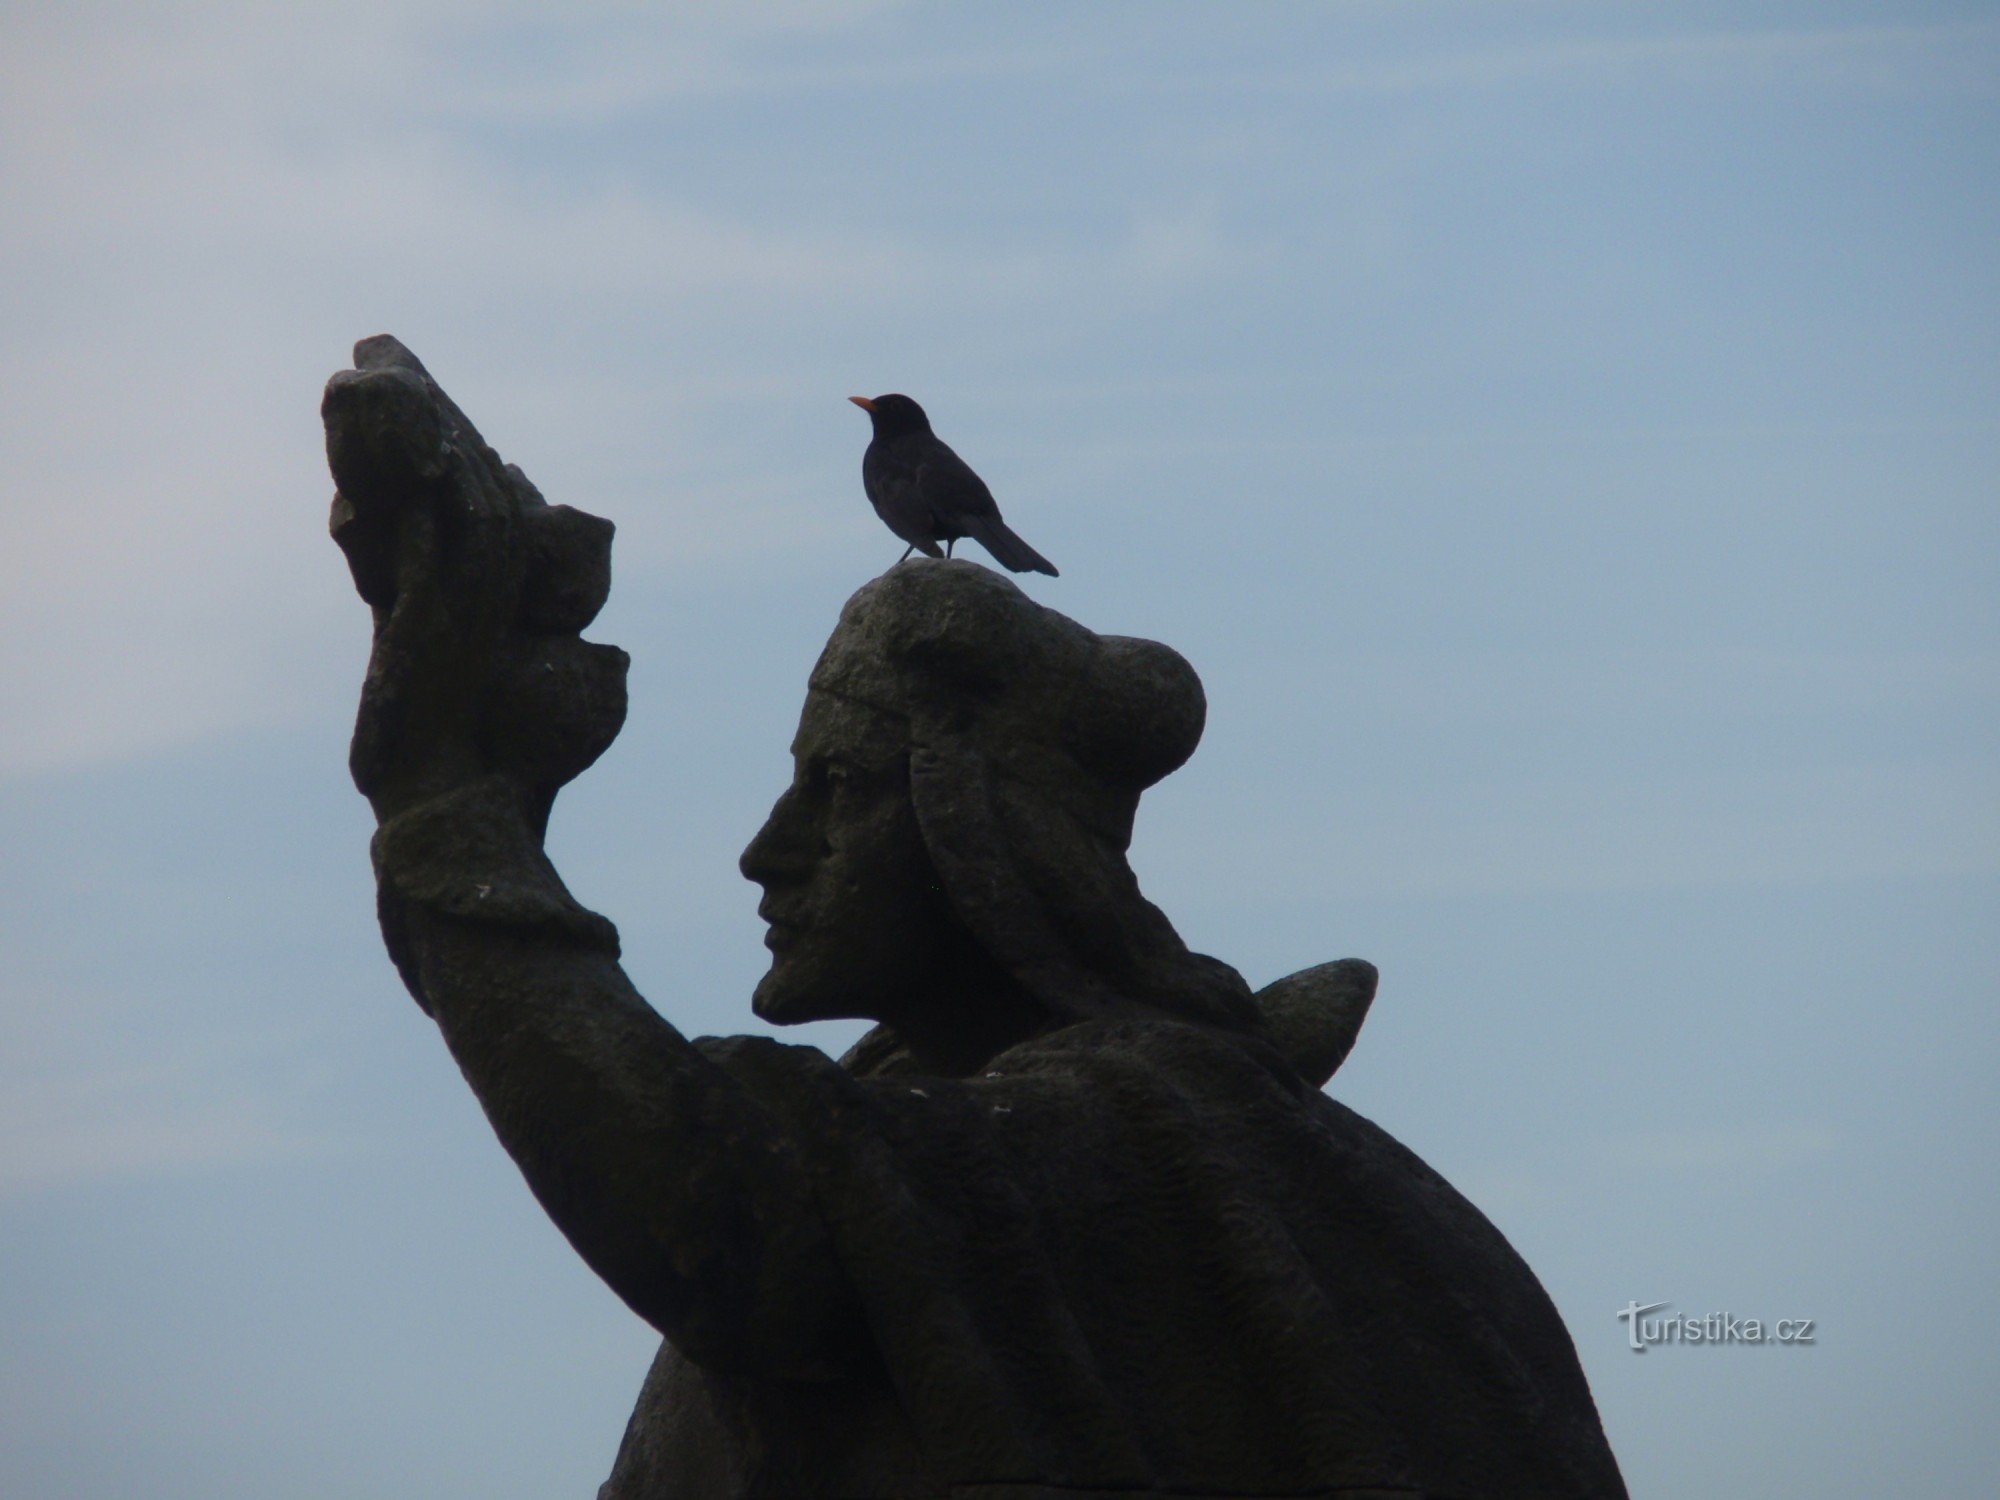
[{"x1": 757, "y1": 902, "x2": 802, "y2": 947}]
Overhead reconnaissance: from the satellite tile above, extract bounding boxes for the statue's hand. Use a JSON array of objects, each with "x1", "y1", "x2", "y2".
[{"x1": 323, "y1": 336, "x2": 627, "y2": 828}]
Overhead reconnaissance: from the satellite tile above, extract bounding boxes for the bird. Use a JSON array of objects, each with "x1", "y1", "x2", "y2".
[{"x1": 849, "y1": 394, "x2": 1058, "y2": 576}]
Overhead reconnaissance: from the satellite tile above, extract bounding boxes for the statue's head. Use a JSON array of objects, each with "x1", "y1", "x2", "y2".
[{"x1": 740, "y1": 561, "x2": 1256, "y2": 1059}]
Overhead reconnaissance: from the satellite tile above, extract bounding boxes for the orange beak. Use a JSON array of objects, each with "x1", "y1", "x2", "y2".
[{"x1": 848, "y1": 395, "x2": 875, "y2": 411}]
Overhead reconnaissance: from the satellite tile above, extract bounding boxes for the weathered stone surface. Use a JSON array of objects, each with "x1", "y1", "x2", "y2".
[
  {"x1": 324, "y1": 334, "x2": 626, "y2": 836},
  {"x1": 324, "y1": 338, "x2": 1627, "y2": 1499},
  {"x1": 1255, "y1": 957, "x2": 1379, "y2": 1089}
]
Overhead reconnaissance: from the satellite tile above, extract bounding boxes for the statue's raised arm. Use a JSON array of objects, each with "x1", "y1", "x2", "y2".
[
  {"x1": 324, "y1": 338, "x2": 1626, "y2": 1499},
  {"x1": 324, "y1": 337, "x2": 853, "y2": 1376}
]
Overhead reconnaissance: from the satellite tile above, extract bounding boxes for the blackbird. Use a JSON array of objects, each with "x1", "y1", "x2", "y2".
[{"x1": 849, "y1": 394, "x2": 1058, "y2": 576}]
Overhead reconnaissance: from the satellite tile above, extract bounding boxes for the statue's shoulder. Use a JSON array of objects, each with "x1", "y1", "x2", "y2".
[
  {"x1": 985, "y1": 953, "x2": 1380, "y2": 1097},
  {"x1": 984, "y1": 1014, "x2": 1313, "y2": 1115},
  {"x1": 691, "y1": 963, "x2": 1378, "y2": 1139},
  {"x1": 695, "y1": 1031, "x2": 858, "y2": 1106}
]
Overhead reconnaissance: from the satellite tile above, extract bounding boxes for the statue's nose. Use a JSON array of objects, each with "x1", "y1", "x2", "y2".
[{"x1": 739, "y1": 788, "x2": 814, "y2": 884}]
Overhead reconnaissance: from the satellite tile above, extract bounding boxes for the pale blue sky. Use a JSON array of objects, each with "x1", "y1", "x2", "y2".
[{"x1": 2, "y1": 3, "x2": 1995, "y2": 1495}]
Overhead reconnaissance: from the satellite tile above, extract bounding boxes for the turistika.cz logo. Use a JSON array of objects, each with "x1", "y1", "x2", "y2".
[{"x1": 1616, "y1": 1301, "x2": 1816, "y2": 1352}]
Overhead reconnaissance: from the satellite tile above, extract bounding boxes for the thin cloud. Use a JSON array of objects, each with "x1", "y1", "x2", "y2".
[
  {"x1": 1195, "y1": 19, "x2": 2000, "y2": 100},
  {"x1": 0, "y1": 33, "x2": 1047, "y2": 775},
  {"x1": 0, "y1": 1, "x2": 1259, "y2": 779}
]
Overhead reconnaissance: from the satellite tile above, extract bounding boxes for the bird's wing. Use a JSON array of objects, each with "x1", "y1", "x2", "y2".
[{"x1": 914, "y1": 442, "x2": 1001, "y2": 521}]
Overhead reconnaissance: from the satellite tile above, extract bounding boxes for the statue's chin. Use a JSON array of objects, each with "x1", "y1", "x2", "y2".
[
  {"x1": 751, "y1": 966, "x2": 870, "y2": 1028},
  {"x1": 749, "y1": 970, "x2": 794, "y2": 1024}
]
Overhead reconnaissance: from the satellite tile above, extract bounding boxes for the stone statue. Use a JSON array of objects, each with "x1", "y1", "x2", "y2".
[{"x1": 324, "y1": 337, "x2": 1627, "y2": 1500}]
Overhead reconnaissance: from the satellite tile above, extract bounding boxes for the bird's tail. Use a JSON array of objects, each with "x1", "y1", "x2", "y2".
[{"x1": 962, "y1": 515, "x2": 1058, "y2": 576}]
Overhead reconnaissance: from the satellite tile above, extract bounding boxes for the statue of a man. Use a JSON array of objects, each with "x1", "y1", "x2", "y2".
[{"x1": 325, "y1": 339, "x2": 1627, "y2": 1500}]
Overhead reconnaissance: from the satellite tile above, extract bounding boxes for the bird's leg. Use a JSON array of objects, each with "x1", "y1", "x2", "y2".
[
  {"x1": 898, "y1": 544, "x2": 916, "y2": 562},
  {"x1": 945, "y1": 539, "x2": 956, "y2": 557}
]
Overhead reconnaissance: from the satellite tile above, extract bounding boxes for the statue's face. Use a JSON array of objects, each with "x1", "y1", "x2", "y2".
[{"x1": 739, "y1": 690, "x2": 961, "y2": 1026}]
